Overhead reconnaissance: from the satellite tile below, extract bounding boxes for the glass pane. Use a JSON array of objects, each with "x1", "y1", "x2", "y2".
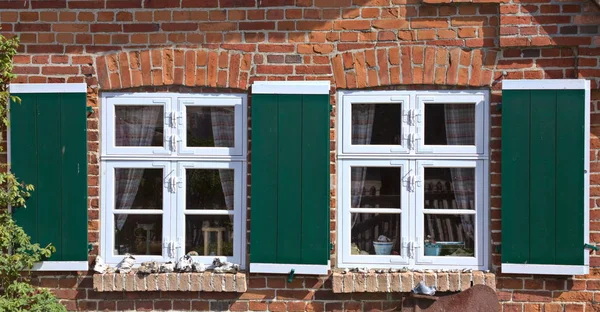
[
  {"x1": 115, "y1": 168, "x2": 163, "y2": 210},
  {"x1": 114, "y1": 214, "x2": 162, "y2": 256},
  {"x1": 350, "y1": 213, "x2": 401, "y2": 256},
  {"x1": 186, "y1": 106, "x2": 235, "y2": 147},
  {"x1": 351, "y1": 104, "x2": 401, "y2": 145},
  {"x1": 424, "y1": 104, "x2": 475, "y2": 146},
  {"x1": 423, "y1": 214, "x2": 475, "y2": 257},
  {"x1": 351, "y1": 167, "x2": 401, "y2": 209},
  {"x1": 186, "y1": 169, "x2": 234, "y2": 210},
  {"x1": 185, "y1": 215, "x2": 234, "y2": 256},
  {"x1": 115, "y1": 105, "x2": 164, "y2": 146},
  {"x1": 424, "y1": 167, "x2": 475, "y2": 210}
]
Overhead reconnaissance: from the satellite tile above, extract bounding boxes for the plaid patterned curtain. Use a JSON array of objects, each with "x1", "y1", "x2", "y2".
[
  {"x1": 115, "y1": 106, "x2": 161, "y2": 230},
  {"x1": 211, "y1": 107, "x2": 235, "y2": 210},
  {"x1": 351, "y1": 104, "x2": 375, "y2": 227},
  {"x1": 444, "y1": 104, "x2": 476, "y2": 244}
]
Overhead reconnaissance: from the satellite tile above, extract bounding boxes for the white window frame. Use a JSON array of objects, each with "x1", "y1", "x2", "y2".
[
  {"x1": 415, "y1": 94, "x2": 486, "y2": 155},
  {"x1": 101, "y1": 92, "x2": 247, "y2": 268},
  {"x1": 101, "y1": 161, "x2": 173, "y2": 265},
  {"x1": 414, "y1": 160, "x2": 485, "y2": 268},
  {"x1": 177, "y1": 96, "x2": 244, "y2": 156},
  {"x1": 102, "y1": 96, "x2": 172, "y2": 156},
  {"x1": 337, "y1": 90, "x2": 489, "y2": 270},
  {"x1": 175, "y1": 161, "x2": 245, "y2": 265},
  {"x1": 341, "y1": 95, "x2": 411, "y2": 154},
  {"x1": 340, "y1": 159, "x2": 411, "y2": 266}
]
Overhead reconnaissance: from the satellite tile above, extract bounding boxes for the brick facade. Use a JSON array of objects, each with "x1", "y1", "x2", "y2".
[{"x1": 1, "y1": 0, "x2": 600, "y2": 311}]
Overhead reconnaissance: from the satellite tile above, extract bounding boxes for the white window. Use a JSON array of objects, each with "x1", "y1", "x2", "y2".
[
  {"x1": 101, "y1": 93, "x2": 247, "y2": 267},
  {"x1": 337, "y1": 90, "x2": 489, "y2": 270}
]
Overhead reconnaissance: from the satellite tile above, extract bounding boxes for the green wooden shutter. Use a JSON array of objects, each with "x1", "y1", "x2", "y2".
[
  {"x1": 501, "y1": 79, "x2": 590, "y2": 275},
  {"x1": 250, "y1": 82, "x2": 330, "y2": 275},
  {"x1": 10, "y1": 84, "x2": 88, "y2": 270}
]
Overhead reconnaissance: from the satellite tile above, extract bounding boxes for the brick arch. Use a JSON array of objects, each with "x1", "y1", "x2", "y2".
[
  {"x1": 95, "y1": 48, "x2": 253, "y2": 90},
  {"x1": 332, "y1": 46, "x2": 499, "y2": 89}
]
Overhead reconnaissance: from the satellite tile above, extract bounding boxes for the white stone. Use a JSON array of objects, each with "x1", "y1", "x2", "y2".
[
  {"x1": 116, "y1": 254, "x2": 136, "y2": 274},
  {"x1": 93, "y1": 255, "x2": 108, "y2": 274}
]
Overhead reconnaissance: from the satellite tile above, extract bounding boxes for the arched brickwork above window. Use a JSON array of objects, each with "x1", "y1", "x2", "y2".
[
  {"x1": 332, "y1": 46, "x2": 500, "y2": 89},
  {"x1": 95, "y1": 48, "x2": 253, "y2": 90}
]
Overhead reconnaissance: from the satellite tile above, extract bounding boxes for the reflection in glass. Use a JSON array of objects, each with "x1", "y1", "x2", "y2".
[
  {"x1": 115, "y1": 105, "x2": 164, "y2": 146},
  {"x1": 186, "y1": 106, "x2": 235, "y2": 147},
  {"x1": 424, "y1": 167, "x2": 475, "y2": 210},
  {"x1": 186, "y1": 169, "x2": 234, "y2": 210},
  {"x1": 185, "y1": 215, "x2": 234, "y2": 256},
  {"x1": 114, "y1": 214, "x2": 162, "y2": 256},
  {"x1": 115, "y1": 169, "x2": 163, "y2": 210},
  {"x1": 424, "y1": 104, "x2": 475, "y2": 146},
  {"x1": 423, "y1": 214, "x2": 474, "y2": 257},
  {"x1": 350, "y1": 213, "x2": 401, "y2": 256},
  {"x1": 351, "y1": 104, "x2": 401, "y2": 145},
  {"x1": 350, "y1": 167, "x2": 401, "y2": 208}
]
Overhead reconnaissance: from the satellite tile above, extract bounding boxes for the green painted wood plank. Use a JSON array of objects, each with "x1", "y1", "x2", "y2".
[
  {"x1": 529, "y1": 90, "x2": 557, "y2": 264},
  {"x1": 60, "y1": 93, "x2": 88, "y2": 261},
  {"x1": 11, "y1": 94, "x2": 39, "y2": 243},
  {"x1": 502, "y1": 90, "x2": 531, "y2": 264},
  {"x1": 276, "y1": 95, "x2": 303, "y2": 264},
  {"x1": 555, "y1": 89, "x2": 585, "y2": 265},
  {"x1": 301, "y1": 94, "x2": 330, "y2": 265},
  {"x1": 36, "y1": 94, "x2": 63, "y2": 260},
  {"x1": 250, "y1": 94, "x2": 279, "y2": 263}
]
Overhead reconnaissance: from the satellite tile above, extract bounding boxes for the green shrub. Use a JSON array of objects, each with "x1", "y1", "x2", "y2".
[{"x1": 0, "y1": 31, "x2": 66, "y2": 312}]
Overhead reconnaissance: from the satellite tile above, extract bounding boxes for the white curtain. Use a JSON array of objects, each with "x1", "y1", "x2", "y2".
[
  {"x1": 211, "y1": 107, "x2": 235, "y2": 210},
  {"x1": 444, "y1": 104, "x2": 475, "y2": 244},
  {"x1": 351, "y1": 104, "x2": 375, "y2": 227},
  {"x1": 115, "y1": 106, "x2": 161, "y2": 230}
]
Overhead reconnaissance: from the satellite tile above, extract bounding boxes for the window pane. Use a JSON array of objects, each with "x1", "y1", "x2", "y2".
[
  {"x1": 115, "y1": 106, "x2": 164, "y2": 146},
  {"x1": 115, "y1": 168, "x2": 163, "y2": 210},
  {"x1": 351, "y1": 167, "x2": 401, "y2": 208},
  {"x1": 350, "y1": 213, "x2": 401, "y2": 256},
  {"x1": 423, "y1": 214, "x2": 474, "y2": 257},
  {"x1": 351, "y1": 104, "x2": 401, "y2": 145},
  {"x1": 186, "y1": 106, "x2": 235, "y2": 147},
  {"x1": 424, "y1": 167, "x2": 475, "y2": 210},
  {"x1": 424, "y1": 104, "x2": 475, "y2": 146},
  {"x1": 185, "y1": 215, "x2": 234, "y2": 256},
  {"x1": 186, "y1": 169, "x2": 234, "y2": 210},
  {"x1": 114, "y1": 214, "x2": 162, "y2": 256}
]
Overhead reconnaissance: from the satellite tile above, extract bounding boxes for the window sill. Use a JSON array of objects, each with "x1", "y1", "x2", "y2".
[
  {"x1": 92, "y1": 272, "x2": 247, "y2": 292},
  {"x1": 331, "y1": 270, "x2": 495, "y2": 293}
]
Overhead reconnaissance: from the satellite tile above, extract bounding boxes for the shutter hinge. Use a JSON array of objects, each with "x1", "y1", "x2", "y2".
[{"x1": 584, "y1": 243, "x2": 598, "y2": 251}]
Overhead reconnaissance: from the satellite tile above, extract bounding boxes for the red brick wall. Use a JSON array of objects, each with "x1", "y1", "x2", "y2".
[{"x1": 1, "y1": 0, "x2": 600, "y2": 311}]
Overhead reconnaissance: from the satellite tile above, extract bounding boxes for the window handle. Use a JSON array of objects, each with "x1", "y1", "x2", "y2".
[
  {"x1": 163, "y1": 236, "x2": 170, "y2": 257},
  {"x1": 171, "y1": 135, "x2": 177, "y2": 152},
  {"x1": 413, "y1": 109, "x2": 422, "y2": 123},
  {"x1": 170, "y1": 241, "x2": 176, "y2": 258},
  {"x1": 169, "y1": 176, "x2": 176, "y2": 193},
  {"x1": 171, "y1": 112, "x2": 177, "y2": 128}
]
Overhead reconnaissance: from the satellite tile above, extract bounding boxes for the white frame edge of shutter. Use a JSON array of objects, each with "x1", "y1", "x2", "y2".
[
  {"x1": 9, "y1": 83, "x2": 87, "y2": 93},
  {"x1": 250, "y1": 262, "x2": 330, "y2": 275},
  {"x1": 251, "y1": 81, "x2": 330, "y2": 94},
  {"x1": 502, "y1": 264, "x2": 589, "y2": 275},
  {"x1": 502, "y1": 79, "x2": 588, "y2": 90},
  {"x1": 29, "y1": 261, "x2": 89, "y2": 271},
  {"x1": 584, "y1": 79, "x2": 591, "y2": 268}
]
